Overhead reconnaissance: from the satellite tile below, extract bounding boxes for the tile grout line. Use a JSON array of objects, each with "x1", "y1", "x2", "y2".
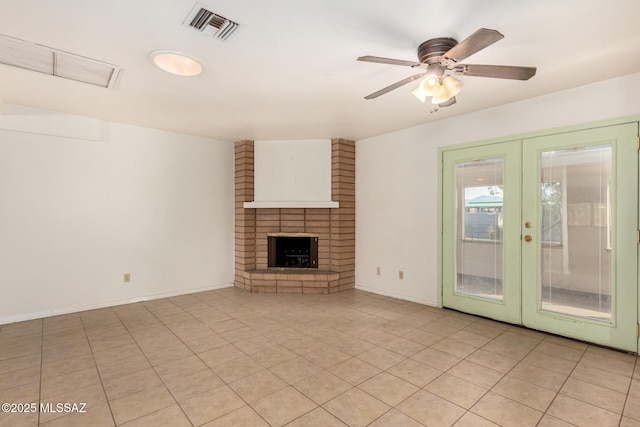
[
  {"x1": 618, "y1": 350, "x2": 638, "y2": 425},
  {"x1": 532, "y1": 336, "x2": 588, "y2": 426},
  {"x1": 95, "y1": 306, "x2": 180, "y2": 426},
  {"x1": 543, "y1": 342, "x2": 634, "y2": 423},
  {"x1": 79, "y1": 313, "x2": 118, "y2": 427},
  {"x1": 431, "y1": 318, "x2": 516, "y2": 426},
  {"x1": 37, "y1": 319, "x2": 43, "y2": 426},
  {"x1": 123, "y1": 302, "x2": 201, "y2": 426}
]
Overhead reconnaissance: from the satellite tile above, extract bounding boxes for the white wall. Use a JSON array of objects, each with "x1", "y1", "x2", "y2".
[
  {"x1": 356, "y1": 72, "x2": 640, "y2": 306},
  {"x1": 254, "y1": 139, "x2": 332, "y2": 203},
  {"x1": 0, "y1": 111, "x2": 234, "y2": 323}
]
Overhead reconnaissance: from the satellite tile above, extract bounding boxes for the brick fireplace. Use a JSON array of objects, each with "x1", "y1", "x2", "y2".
[{"x1": 234, "y1": 138, "x2": 355, "y2": 293}]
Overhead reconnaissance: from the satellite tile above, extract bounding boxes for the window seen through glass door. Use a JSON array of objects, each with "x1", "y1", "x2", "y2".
[
  {"x1": 456, "y1": 158, "x2": 504, "y2": 301},
  {"x1": 539, "y1": 145, "x2": 612, "y2": 321}
]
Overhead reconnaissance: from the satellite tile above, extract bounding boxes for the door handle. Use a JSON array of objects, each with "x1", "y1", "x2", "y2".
[{"x1": 524, "y1": 235, "x2": 533, "y2": 242}]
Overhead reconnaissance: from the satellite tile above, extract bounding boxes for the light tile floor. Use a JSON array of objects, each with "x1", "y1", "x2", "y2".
[{"x1": 1, "y1": 288, "x2": 640, "y2": 426}]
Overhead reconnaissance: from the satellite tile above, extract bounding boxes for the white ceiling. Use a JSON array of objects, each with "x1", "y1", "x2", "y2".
[{"x1": 0, "y1": 0, "x2": 639, "y2": 142}]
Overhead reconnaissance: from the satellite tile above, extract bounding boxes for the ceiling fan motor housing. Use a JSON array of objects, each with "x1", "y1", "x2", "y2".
[{"x1": 417, "y1": 37, "x2": 458, "y2": 65}]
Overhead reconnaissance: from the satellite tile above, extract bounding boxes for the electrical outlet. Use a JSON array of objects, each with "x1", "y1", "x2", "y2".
[
  {"x1": 399, "y1": 271, "x2": 404, "y2": 280},
  {"x1": 376, "y1": 267, "x2": 381, "y2": 275},
  {"x1": 123, "y1": 273, "x2": 131, "y2": 283}
]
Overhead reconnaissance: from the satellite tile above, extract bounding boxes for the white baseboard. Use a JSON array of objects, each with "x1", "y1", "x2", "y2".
[
  {"x1": 2, "y1": 284, "x2": 439, "y2": 326},
  {"x1": 0, "y1": 283, "x2": 234, "y2": 325},
  {"x1": 355, "y1": 285, "x2": 439, "y2": 308}
]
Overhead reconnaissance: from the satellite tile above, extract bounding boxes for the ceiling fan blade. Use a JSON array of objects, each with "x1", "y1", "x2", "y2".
[
  {"x1": 364, "y1": 73, "x2": 425, "y2": 99},
  {"x1": 452, "y1": 64, "x2": 537, "y2": 80},
  {"x1": 357, "y1": 55, "x2": 422, "y2": 67},
  {"x1": 441, "y1": 28, "x2": 504, "y2": 64}
]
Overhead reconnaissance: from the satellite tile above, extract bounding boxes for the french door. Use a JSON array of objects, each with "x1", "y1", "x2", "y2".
[{"x1": 441, "y1": 122, "x2": 638, "y2": 352}]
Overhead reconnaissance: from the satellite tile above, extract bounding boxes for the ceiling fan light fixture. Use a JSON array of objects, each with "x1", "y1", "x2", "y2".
[
  {"x1": 411, "y1": 84, "x2": 428, "y2": 103},
  {"x1": 432, "y1": 75, "x2": 464, "y2": 104},
  {"x1": 411, "y1": 74, "x2": 440, "y2": 102},
  {"x1": 431, "y1": 84, "x2": 451, "y2": 104},
  {"x1": 149, "y1": 50, "x2": 205, "y2": 77},
  {"x1": 441, "y1": 75, "x2": 464, "y2": 97},
  {"x1": 422, "y1": 74, "x2": 441, "y2": 95}
]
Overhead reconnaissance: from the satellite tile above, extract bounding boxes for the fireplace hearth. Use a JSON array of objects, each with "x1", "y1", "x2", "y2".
[{"x1": 268, "y1": 235, "x2": 318, "y2": 268}]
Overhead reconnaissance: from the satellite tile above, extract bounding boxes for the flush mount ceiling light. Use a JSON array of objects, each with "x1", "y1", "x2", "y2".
[{"x1": 149, "y1": 50, "x2": 204, "y2": 77}]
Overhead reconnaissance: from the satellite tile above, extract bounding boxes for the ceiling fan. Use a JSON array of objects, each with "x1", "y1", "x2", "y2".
[{"x1": 357, "y1": 28, "x2": 536, "y2": 111}]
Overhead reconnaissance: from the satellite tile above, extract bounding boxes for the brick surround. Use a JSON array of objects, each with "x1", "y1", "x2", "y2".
[{"x1": 234, "y1": 139, "x2": 355, "y2": 293}]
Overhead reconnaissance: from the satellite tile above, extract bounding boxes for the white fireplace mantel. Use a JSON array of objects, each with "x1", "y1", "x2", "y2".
[{"x1": 243, "y1": 200, "x2": 339, "y2": 209}]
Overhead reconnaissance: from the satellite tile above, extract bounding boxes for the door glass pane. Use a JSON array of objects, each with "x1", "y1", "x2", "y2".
[
  {"x1": 455, "y1": 158, "x2": 503, "y2": 301},
  {"x1": 540, "y1": 145, "x2": 612, "y2": 322}
]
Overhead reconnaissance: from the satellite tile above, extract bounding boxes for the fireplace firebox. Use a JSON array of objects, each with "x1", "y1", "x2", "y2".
[{"x1": 268, "y1": 235, "x2": 318, "y2": 269}]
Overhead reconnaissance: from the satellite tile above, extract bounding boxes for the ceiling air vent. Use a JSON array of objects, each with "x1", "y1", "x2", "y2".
[
  {"x1": 0, "y1": 34, "x2": 121, "y2": 89},
  {"x1": 183, "y1": 3, "x2": 239, "y2": 40}
]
